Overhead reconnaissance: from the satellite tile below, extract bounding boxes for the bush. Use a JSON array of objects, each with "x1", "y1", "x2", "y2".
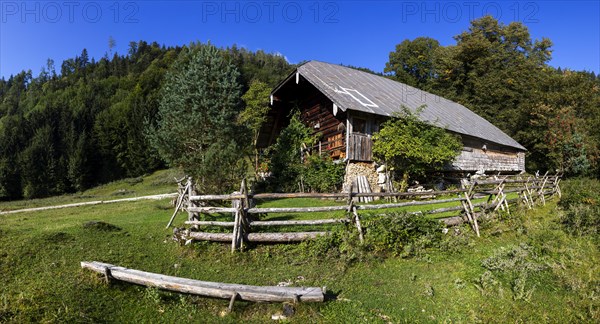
[
  {"x1": 301, "y1": 155, "x2": 345, "y2": 192},
  {"x1": 482, "y1": 243, "x2": 546, "y2": 274},
  {"x1": 558, "y1": 178, "x2": 600, "y2": 209},
  {"x1": 298, "y1": 212, "x2": 445, "y2": 263},
  {"x1": 559, "y1": 178, "x2": 600, "y2": 237},
  {"x1": 561, "y1": 204, "x2": 600, "y2": 237},
  {"x1": 265, "y1": 113, "x2": 315, "y2": 192},
  {"x1": 480, "y1": 243, "x2": 547, "y2": 301},
  {"x1": 363, "y1": 212, "x2": 444, "y2": 257}
]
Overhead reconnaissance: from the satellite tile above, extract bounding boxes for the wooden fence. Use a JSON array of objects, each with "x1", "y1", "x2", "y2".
[{"x1": 168, "y1": 173, "x2": 562, "y2": 252}]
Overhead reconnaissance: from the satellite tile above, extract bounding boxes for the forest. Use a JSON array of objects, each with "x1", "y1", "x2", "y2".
[
  {"x1": 0, "y1": 41, "x2": 292, "y2": 199},
  {"x1": 0, "y1": 16, "x2": 598, "y2": 200}
]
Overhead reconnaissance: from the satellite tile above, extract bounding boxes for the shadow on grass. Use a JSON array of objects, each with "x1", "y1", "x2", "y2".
[{"x1": 324, "y1": 289, "x2": 341, "y2": 301}]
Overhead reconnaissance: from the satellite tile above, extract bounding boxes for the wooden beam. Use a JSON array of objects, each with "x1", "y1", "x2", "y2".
[
  {"x1": 247, "y1": 232, "x2": 328, "y2": 242},
  {"x1": 185, "y1": 221, "x2": 236, "y2": 227},
  {"x1": 166, "y1": 182, "x2": 190, "y2": 228},
  {"x1": 250, "y1": 219, "x2": 349, "y2": 226},
  {"x1": 247, "y1": 206, "x2": 348, "y2": 214},
  {"x1": 81, "y1": 261, "x2": 325, "y2": 303},
  {"x1": 190, "y1": 194, "x2": 245, "y2": 201},
  {"x1": 356, "y1": 197, "x2": 465, "y2": 210},
  {"x1": 184, "y1": 231, "x2": 328, "y2": 243},
  {"x1": 187, "y1": 207, "x2": 237, "y2": 214}
]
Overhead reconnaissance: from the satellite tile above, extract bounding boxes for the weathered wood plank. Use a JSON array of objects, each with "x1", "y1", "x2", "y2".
[
  {"x1": 247, "y1": 232, "x2": 328, "y2": 242},
  {"x1": 187, "y1": 207, "x2": 237, "y2": 214},
  {"x1": 81, "y1": 261, "x2": 324, "y2": 302},
  {"x1": 185, "y1": 221, "x2": 236, "y2": 227},
  {"x1": 247, "y1": 206, "x2": 348, "y2": 214},
  {"x1": 353, "y1": 189, "x2": 467, "y2": 198},
  {"x1": 253, "y1": 193, "x2": 346, "y2": 199},
  {"x1": 356, "y1": 197, "x2": 465, "y2": 210},
  {"x1": 166, "y1": 183, "x2": 190, "y2": 228},
  {"x1": 190, "y1": 194, "x2": 245, "y2": 201},
  {"x1": 189, "y1": 190, "x2": 471, "y2": 202},
  {"x1": 185, "y1": 232, "x2": 233, "y2": 242},
  {"x1": 185, "y1": 231, "x2": 328, "y2": 243},
  {"x1": 0, "y1": 193, "x2": 178, "y2": 216},
  {"x1": 250, "y1": 219, "x2": 349, "y2": 226}
]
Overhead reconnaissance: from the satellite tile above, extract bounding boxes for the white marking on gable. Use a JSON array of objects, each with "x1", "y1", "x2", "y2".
[
  {"x1": 333, "y1": 103, "x2": 338, "y2": 116},
  {"x1": 296, "y1": 72, "x2": 300, "y2": 84},
  {"x1": 334, "y1": 87, "x2": 379, "y2": 108}
]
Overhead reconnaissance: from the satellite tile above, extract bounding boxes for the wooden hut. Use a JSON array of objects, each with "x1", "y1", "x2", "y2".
[{"x1": 257, "y1": 61, "x2": 526, "y2": 189}]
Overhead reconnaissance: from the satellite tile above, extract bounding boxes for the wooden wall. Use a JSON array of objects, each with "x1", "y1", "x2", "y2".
[
  {"x1": 347, "y1": 134, "x2": 372, "y2": 161},
  {"x1": 298, "y1": 91, "x2": 346, "y2": 159},
  {"x1": 263, "y1": 78, "x2": 346, "y2": 159},
  {"x1": 450, "y1": 135, "x2": 525, "y2": 172}
]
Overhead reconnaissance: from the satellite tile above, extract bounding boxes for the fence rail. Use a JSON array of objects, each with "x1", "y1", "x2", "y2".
[{"x1": 168, "y1": 173, "x2": 562, "y2": 252}]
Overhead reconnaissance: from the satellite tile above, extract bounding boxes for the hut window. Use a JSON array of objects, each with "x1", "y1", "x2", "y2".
[{"x1": 353, "y1": 118, "x2": 367, "y2": 134}]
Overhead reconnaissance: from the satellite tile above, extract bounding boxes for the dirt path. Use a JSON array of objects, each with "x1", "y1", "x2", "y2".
[{"x1": 0, "y1": 193, "x2": 178, "y2": 215}]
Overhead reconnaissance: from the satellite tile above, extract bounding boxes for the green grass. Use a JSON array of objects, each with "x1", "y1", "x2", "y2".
[{"x1": 0, "y1": 171, "x2": 598, "y2": 323}]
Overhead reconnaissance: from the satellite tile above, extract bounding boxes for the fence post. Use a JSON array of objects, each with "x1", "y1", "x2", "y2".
[
  {"x1": 492, "y1": 179, "x2": 509, "y2": 214},
  {"x1": 554, "y1": 175, "x2": 562, "y2": 198},
  {"x1": 352, "y1": 206, "x2": 364, "y2": 243},
  {"x1": 537, "y1": 171, "x2": 549, "y2": 205},
  {"x1": 525, "y1": 177, "x2": 535, "y2": 208},
  {"x1": 231, "y1": 191, "x2": 242, "y2": 253},
  {"x1": 187, "y1": 177, "x2": 200, "y2": 230},
  {"x1": 347, "y1": 184, "x2": 364, "y2": 243},
  {"x1": 461, "y1": 181, "x2": 480, "y2": 237},
  {"x1": 239, "y1": 179, "x2": 251, "y2": 250},
  {"x1": 166, "y1": 181, "x2": 190, "y2": 229}
]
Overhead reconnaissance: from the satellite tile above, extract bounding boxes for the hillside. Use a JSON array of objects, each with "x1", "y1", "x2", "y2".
[
  {"x1": 0, "y1": 43, "x2": 292, "y2": 200},
  {"x1": 0, "y1": 171, "x2": 598, "y2": 322}
]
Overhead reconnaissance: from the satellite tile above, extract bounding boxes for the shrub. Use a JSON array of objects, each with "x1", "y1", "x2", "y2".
[
  {"x1": 363, "y1": 212, "x2": 444, "y2": 257},
  {"x1": 301, "y1": 155, "x2": 345, "y2": 192},
  {"x1": 561, "y1": 204, "x2": 600, "y2": 237},
  {"x1": 295, "y1": 225, "x2": 368, "y2": 265},
  {"x1": 265, "y1": 112, "x2": 315, "y2": 192},
  {"x1": 298, "y1": 212, "x2": 445, "y2": 263},
  {"x1": 372, "y1": 106, "x2": 462, "y2": 182},
  {"x1": 558, "y1": 178, "x2": 600, "y2": 237},
  {"x1": 480, "y1": 243, "x2": 547, "y2": 301},
  {"x1": 558, "y1": 178, "x2": 600, "y2": 209},
  {"x1": 481, "y1": 243, "x2": 546, "y2": 274}
]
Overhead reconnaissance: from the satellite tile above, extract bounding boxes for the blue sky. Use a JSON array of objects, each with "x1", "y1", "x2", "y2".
[{"x1": 1, "y1": 1, "x2": 599, "y2": 79}]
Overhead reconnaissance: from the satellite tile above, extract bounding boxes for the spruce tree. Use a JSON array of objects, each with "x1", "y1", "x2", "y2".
[{"x1": 147, "y1": 44, "x2": 247, "y2": 192}]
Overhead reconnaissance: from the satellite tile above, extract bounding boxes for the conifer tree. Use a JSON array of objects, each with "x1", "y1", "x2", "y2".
[{"x1": 147, "y1": 44, "x2": 247, "y2": 192}]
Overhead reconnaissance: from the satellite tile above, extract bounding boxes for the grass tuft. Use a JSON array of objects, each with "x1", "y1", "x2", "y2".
[{"x1": 83, "y1": 221, "x2": 122, "y2": 232}]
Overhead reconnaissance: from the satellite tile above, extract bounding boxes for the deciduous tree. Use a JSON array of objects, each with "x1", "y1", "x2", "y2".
[
  {"x1": 239, "y1": 80, "x2": 272, "y2": 175},
  {"x1": 372, "y1": 107, "x2": 462, "y2": 188}
]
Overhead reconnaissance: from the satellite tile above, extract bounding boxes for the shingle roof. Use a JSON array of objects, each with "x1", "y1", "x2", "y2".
[{"x1": 289, "y1": 61, "x2": 526, "y2": 151}]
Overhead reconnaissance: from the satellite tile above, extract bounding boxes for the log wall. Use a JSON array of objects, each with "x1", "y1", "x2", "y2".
[
  {"x1": 263, "y1": 77, "x2": 346, "y2": 160},
  {"x1": 298, "y1": 90, "x2": 346, "y2": 159}
]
